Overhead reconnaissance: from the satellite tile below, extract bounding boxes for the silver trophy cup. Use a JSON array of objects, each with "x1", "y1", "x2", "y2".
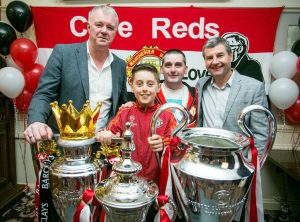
[
  {"x1": 95, "y1": 123, "x2": 176, "y2": 222},
  {"x1": 151, "y1": 103, "x2": 276, "y2": 222},
  {"x1": 50, "y1": 138, "x2": 103, "y2": 222}
]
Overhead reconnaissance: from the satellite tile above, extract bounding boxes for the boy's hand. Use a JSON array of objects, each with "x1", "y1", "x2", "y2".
[
  {"x1": 148, "y1": 134, "x2": 163, "y2": 152},
  {"x1": 95, "y1": 130, "x2": 120, "y2": 145}
]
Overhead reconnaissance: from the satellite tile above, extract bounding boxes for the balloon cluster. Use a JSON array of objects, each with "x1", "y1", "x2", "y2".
[
  {"x1": 0, "y1": 1, "x2": 44, "y2": 113},
  {"x1": 269, "y1": 51, "x2": 300, "y2": 124}
]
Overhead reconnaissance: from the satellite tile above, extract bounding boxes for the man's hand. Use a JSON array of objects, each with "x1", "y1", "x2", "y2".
[
  {"x1": 120, "y1": 101, "x2": 134, "y2": 109},
  {"x1": 24, "y1": 122, "x2": 53, "y2": 144},
  {"x1": 148, "y1": 134, "x2": 163, "y2": 152}
]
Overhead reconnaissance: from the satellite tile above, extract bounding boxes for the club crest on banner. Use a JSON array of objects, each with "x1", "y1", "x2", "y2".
[{"x1": 126, "y1": 46, "x2": 164, "y2": 83}]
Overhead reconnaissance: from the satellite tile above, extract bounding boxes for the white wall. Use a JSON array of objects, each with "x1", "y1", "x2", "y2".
[{"x1": 1, "y1": 0, "x2": 300, "y2": 212}]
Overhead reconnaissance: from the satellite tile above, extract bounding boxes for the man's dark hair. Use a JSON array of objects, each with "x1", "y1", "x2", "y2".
[
  {"x1": 162, "y1": 49, "x2": 187, "y2": 65},
  {"x1": 132, "y1": 63, "x2": 160, "y2": 83}
]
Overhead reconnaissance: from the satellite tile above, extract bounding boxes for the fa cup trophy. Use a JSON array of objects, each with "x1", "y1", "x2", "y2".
[{"x1": 95, "y1": 122, "x2": 177, "y2": 222}]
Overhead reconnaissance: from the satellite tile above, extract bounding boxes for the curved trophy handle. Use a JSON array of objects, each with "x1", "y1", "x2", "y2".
[
  {"x1": 151, "y1": 103, "x2": 190, "y2": 167},
  {"x1": 237, "y1": 105, "x2": 277, "y2": 168},
  {"x1": 151, "y1": 103, "x2": 190, "y2": 137},
  {"x1": 167, "y1": 197, "x2": 178, "y2": 222},
  {"x1": 155, "y1": 196, "x2": 178, "y2": 222}
]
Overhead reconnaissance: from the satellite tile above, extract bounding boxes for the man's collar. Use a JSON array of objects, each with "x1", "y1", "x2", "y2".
[
  {"x1": 86, "y1": 41, "x2": 114, "y2": 63},
  {"x1": 210, "y1": 69, "x2": 235, "y2": 89}
]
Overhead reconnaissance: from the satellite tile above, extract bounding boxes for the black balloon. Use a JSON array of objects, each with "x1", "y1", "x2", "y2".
[
  {"x1": 0, "y1": 56, "x2": 7, "y2": 69},
  {"x1": 0, "y1": 22, "x2": 17, "y2": 56},
  {"x1": 6, "y1": 1, "x2": 33, "y2": 33}
]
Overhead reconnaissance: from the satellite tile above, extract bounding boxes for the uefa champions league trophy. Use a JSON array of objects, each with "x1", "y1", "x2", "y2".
[{"x1": 151, "y1": 103, "x2": 276, "y2": 222}]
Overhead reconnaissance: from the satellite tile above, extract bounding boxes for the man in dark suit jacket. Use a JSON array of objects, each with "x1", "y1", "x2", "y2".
[{"x1": 24, "y1": 5, "x2": 128, "y2": 143}]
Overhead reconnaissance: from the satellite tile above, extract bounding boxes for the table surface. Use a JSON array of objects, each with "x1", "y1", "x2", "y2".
[{"x1": 268, "y1": 150, "x2": 300, "y2": 181}]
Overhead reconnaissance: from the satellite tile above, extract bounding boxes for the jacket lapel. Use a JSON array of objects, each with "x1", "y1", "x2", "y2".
[
  {"x1": 223, "y1": 72, "x2": 241, "y2": 125},
  {"x1": 75, "y1": 43, "x2": 89, "y2": 99},
  {"x1": 197, "y1": 76, "x2": 211, "y2": 126},
  {"x1": 111, "y1": 54, "x2": 120, "y2": 114}
]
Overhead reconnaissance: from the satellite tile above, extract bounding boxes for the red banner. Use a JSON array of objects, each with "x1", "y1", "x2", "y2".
[
  {"x1": 31, "y1": 6, "x2": 283, "y2": 89},
  {"x1": 32, "y1": 6, "x2": 282, "y2": 52}
]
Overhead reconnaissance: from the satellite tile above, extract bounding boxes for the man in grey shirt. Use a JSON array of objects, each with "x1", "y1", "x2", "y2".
[
  {"x1": 196, "y1": 37, "x2": 269, "y2": 157},
  {"x1": 196, "y1": 36, "x2": 270, "y2": 222}
]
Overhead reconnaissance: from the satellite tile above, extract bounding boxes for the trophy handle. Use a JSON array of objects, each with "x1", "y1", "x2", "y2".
[
  {"x1": 167, "y1": 197, "x2": 178, "y2": 222},
  {"x1": 155, "y1": 196, "x2": 178, "y2": 222},
  {"x1": 151, "y1": 103, "x2": 190, "y2": 137},
  {"x1": 237, "y1": 104, "x2": 277, "y2": 168},
  {"x1": 151, "y1": 103, "x2": 190, "y2": 166}
]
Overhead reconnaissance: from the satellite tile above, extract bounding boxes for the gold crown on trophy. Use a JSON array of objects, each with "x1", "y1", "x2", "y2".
[{"x1": 50, "y1": 100, "x2": 102, "y2": 140}]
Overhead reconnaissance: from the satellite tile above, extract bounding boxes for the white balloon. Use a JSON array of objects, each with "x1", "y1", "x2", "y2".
[
  {"x1": 268, "y1": 78, "x2": 299, "y2": 110},
  {"x1": 0, "y1": 67, "x2": 25, "y2": 98},
  {"x1": 269, "y1": 51, "x2": 298, "y2": 79}
]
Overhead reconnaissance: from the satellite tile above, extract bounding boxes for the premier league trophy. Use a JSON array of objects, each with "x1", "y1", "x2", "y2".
[
  {"x1": 49, "y1": 100, "x2": 103, "y2": 222},
  {"x1": 151, "y1": 103, "x2": 276, "y2": 222}
]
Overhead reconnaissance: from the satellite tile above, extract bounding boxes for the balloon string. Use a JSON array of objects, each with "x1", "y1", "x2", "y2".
[
  {"x1": 13, "y1": 101, "x2": 30, "y2": 193},
  {"x1": 279, "y1": 109, "x2": 286, "y2": 132},
  {"x1": 19, "y1": 130, "x2": 29, "y2": 193},
  {"x1": 22, "y1": 111, "x2": 30, "y2": 193}
]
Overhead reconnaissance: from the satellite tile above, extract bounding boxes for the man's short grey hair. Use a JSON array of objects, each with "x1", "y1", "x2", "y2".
[
  {"x1": 88, "y1": 5, "x2": 119, "y2": 26},
  {"x1": 202, "y1": 37, "x2": 232, "y2": 58}
]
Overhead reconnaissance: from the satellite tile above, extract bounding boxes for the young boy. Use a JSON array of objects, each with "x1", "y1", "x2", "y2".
[{"x1": 95, "y1": 63, "x2": 176, "y2": 186}]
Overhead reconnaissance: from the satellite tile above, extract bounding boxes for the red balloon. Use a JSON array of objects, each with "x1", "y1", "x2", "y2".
[
  {"x1": 10, "y1": 38, "x2": 38, "y2": 71},
  {"x1": 297, "y1": 57, "x2": 300, "y2": 74},
  {"x1": 24, "y1": 63, "x2": 44, "y2": 93},
  {"x1": 15, "y1": 89, "x2": 33, "y2": 113},
  {"x1": 285, "y1": 95, "x2": 300, "y2": 125}
]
